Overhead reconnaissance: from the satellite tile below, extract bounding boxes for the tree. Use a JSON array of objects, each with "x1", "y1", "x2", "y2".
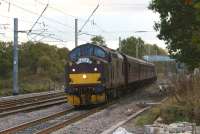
[
  {"x1": 0, "y1": 42, "x2": 12, "y2": 78},
  {"x1": 121, "y1": 36, "x2": 140, "y2": 58},
  {"x1": 149, "y1": 0, "x2": 200, "y2": 70},
  {"x1": 91, "y1": 36, "x2": 105, "y2": 45},
  {"x1": 121, "y1": 36, "x2": 166, "y2": 58}
]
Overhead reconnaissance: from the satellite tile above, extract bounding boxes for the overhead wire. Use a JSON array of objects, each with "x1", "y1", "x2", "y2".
[
  {"x1": 35, "y1": 0, "x2": 77, "y2": 19},
  {"x1": 3, "y1": 0, "x2": 107, "y2": 40},
  {"x1": 79, "y1": 2, "x2": 100, "y2": 33},
  {"x1": 28, "y1": 32, "x2": 67, "y2": 43},
  {"x1": 0, "y1": 0, "x2": 74, "y2": 30},
  {"x1": 28, "y1": 3, "x2": 49, "y2": 33},
  {"x1": 1, "y1": 0, "x2": 72, "y2": 43},
  {"x1": 0, "y1": 0, "x2": 150, "y2": 45}
]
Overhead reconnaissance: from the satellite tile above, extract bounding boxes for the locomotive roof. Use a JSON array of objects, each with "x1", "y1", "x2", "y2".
[
  {"x1": 96, "y1": 44, "x2": 154, "y2": 66},
  {"x1": 73, "y1": 43, "x2": 110, "y2": 52},
  {"x1": 78, "y1": 43, "x2": 154, "y2": 66},
  {"x1": 124, "y1": 54, "x2": 155, "y2": 66}
]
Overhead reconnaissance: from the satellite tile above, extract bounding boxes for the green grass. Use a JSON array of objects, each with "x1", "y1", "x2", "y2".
[
  {"x1": 136, "y1": 75, "x2": 200, "y2": 126},
  {"x1": 0, "y1": 76, "x2": 63, "y2": 96},
  {"x1": 160, "y1": 104, "x2": 190, "y2": 124},
  {"x1": 135, "y1": 107, "x2": 160, "y2": 126}
]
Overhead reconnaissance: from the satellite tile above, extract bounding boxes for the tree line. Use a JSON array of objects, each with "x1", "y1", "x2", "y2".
[
  {"x1": 120, "y1": 36, "x2": 167, "y2": 58},
  {"x1": 0, "y1": 41, "x2": 69, "y2": 81},
  {"x1": 91, "y1": 35, "x2": 167, "y2": 58}
]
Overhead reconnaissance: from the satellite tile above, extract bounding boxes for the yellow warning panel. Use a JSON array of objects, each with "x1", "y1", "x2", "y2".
[{"x1": 69, "y1": 73, "x2": 101, "y2": 85}]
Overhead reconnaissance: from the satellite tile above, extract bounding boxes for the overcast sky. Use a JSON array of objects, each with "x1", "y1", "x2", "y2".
[{"x1": 0, "y1": 0, "x2": 165, "y2": 50}]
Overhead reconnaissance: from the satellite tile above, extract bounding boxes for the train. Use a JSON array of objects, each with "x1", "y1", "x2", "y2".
[{"x1": 65, "y1": 43, "x2": 157, "y2": 106}]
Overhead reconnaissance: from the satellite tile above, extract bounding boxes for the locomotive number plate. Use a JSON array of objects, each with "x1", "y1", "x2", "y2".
[{"x1": 76, "y1": 58, "x2": 92, "y2": 64}]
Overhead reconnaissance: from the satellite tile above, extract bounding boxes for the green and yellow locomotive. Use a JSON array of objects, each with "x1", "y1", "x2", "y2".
[{"x1": 65, "y1": 43, "x2": 156, "y2": 106}]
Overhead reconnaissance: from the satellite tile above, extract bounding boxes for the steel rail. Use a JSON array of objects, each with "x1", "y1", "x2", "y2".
[
  {"x1": 0, "y1": 92, "x2": 65, "y2": 107},
  {"x1": 35, "y1": 103, "x2": 115, "y2": 134},
  {"x1": 0, "y1": 96, "x2": 65, "y2": 112},
  {"x1": 0, "y1": 107, "x2": 74, "y2": 134},
  {"x1": 36, "y1": 97, "x2": 169, "y2": 134},
  {"x1": 0, "y1": 99, "x2": 67, "y2": 117}
]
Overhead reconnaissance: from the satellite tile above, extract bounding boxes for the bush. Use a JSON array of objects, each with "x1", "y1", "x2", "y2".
[
  {"x1": 0, "y1": 41, "x2": 69, "y2": 96},
  {"x1": 160, "y1": 104, "x2": 190, "y2": 123},
  {"x1": 160, "y1": 74, "x2": 200, "y2": 124}
]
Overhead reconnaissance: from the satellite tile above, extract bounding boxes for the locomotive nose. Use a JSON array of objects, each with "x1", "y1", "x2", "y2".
[
  {"x1": 69, "y1": 73, "x2": 101, "y2": 85},
  {"x1": 69, "y1": 63, "x2": 102, "y2": 85}
]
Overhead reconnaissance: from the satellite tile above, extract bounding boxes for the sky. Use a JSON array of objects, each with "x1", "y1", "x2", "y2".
[{"x1": 0, "y1": 0, "x2": 165, "y2": 50}]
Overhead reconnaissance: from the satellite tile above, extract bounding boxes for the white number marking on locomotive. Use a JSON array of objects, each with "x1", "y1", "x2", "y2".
[{"x1": 76, "y1": 58, "x2": 92, "y2": 64}]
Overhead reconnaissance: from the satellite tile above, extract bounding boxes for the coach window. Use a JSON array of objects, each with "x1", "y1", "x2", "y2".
[
  {"x1": 94, "y1": 47, "x2": 106, "y2": 58},
  {"x1": 69, "y1": 47, "x2": 81, "y2": 61}
]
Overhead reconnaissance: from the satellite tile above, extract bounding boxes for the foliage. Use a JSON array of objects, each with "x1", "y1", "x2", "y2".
[
  {"x1": 160, "y1": 75, "x2": 200, "y2": 124},
  {"x1": 91, "y1": 35, "x2": 106, "y2": 45},
  {"x1": 20, "y1": 42, "x2": 69, "y2": 78},
  {"x1": 121, "y1": 36, "x2": 167, "y2": 58},
  {"x1": 149, "y1": 0, "x2": 200, "y2": 70},
  {"x1": 0, "y1": 42, "x2": 13, "y2": 78},
  {"x1": 160, "y1": 104, "x2": 190, "y2": 123},
  {"x1": 0, "y1": 41, "x2": 69, "y2": 96}
]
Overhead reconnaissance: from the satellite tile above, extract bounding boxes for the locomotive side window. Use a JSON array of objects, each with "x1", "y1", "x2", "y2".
[
  {"x1": 94, "y1": 47, "x2": 106, "y2": 58},
  {"x1": 69, "y1": 48, "x2": 81, "y2": 61}
]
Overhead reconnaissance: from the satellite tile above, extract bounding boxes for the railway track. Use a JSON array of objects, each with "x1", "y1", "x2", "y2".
[
  {"x1": 35, "y1": 104, "x2": 113, "y2": 134},
  {"x1": 0, "y1": 102, "x2": 114, "y2": 134},
  {"x1": 0, "y1": 99, "x2": 158, "y2": 134},
  {"x1": 0, "y1": 107, "x2": 74, "y2": 134},
  {"x1": 0, "y1": 86, "x2": 168, "y2": 134},
  {"x1": 35, "y1": 98, "x2": 168, "y2": 134},
  {"x1": 0, "y1": 91, "x2": 64, "y2": 107},
  {"x1": 0, "y1": 91, "x2": 66, "y2": 117}
]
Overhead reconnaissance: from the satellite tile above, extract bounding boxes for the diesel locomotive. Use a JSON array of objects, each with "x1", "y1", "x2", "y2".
[{"x1": 65, "y1": 43, "x2": 157, "y2": 106}]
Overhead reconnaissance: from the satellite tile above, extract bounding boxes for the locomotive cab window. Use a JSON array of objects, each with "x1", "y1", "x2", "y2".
[
  {"x1": 69, "y1": 47, "x2": 81, "y2": 61},
  {"x1": 82, "y1": 45, "x2": 94, "y2": 57},
  {"x1": 69, "y1": 44, "x2": 108, "y2": 61},
  {"x1": 94, "y1": 47, "x2": 106, "y2": 58}
]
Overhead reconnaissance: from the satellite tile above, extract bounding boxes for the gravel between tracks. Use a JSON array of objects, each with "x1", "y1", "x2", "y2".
[
  {"x1": 53, "y1": 82, "x2": 165, "y2": 134},
  {"x1": 0, "y1": 103, "x2": 71, "y2": 131},
  {"x1": 16, "y1": 111, "x2": 83, "y2": 134}
]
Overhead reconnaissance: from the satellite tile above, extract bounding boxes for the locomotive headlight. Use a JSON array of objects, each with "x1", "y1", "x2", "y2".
[
  {"x1": 82, "y1": 74, "x2": 87, "y2": 79},
  {"x1": 72, "y1": 68, "x2": 76, "y2": 72},
  {"x1": 94, "y1": 67, "x2": 98, "y2": 71}
]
